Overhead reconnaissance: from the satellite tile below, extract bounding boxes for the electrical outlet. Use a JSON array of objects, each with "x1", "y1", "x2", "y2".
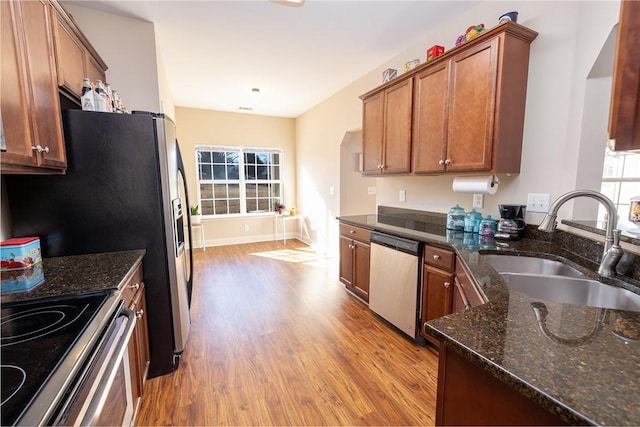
[
  {"x1": 527, "y1": 193, "x2": 550, "y2": 213},
  {"x1": 329, "y1": 186, "x2": 335, "y2": 195},
  {"x1": 244, "y1": 224, "x2": 250, "y2": 232},
  {"x1": 367, "y1": 186, "x2": 376, "y2": 195},
  {"x1": 399, "y1": 190, "x2": 406, "y2": 202},
  {"x1": 473, "y1": 193, "x2": 484, "y2": 209}
]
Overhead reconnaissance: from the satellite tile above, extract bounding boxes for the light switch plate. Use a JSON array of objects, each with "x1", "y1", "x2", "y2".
[
  {"x1": 527, "y1": 193, "x2": 550, "y2": 213},
  {"x1": 367, "y1": 186, "x2": 376, "y2": 195},
  {"x1": 399, "y1": 190, "x2": 406, "y2": 202}
]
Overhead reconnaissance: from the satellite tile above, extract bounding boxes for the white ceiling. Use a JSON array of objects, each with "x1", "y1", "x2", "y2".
[{"x1": 65, "y1": 0, "x2": 477, "y2": 118}]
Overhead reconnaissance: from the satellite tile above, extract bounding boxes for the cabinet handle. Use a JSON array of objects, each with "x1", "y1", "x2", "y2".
[
  {"x1": 433, "y1": 254, "x2": 441, "y2": 261},
  {"x1": 129, "y1": 282, "x2": 140, "y2": 290},
  {"x1": 444, "y1": 282, "x2": 451, "y2": 288},
  {"x1": 438, "y1": 160, "x2": 445, "y2": 165},
  {"x1": 350, "y1": 230, "x2": 356, "y2": 234},
  {"x1": 32, "y1": 145, "x2": 50, "y2": 154},
  {"x1": 444, "y1": 159, "x2": 451, "y2": 165},
  {"x1": 455, "y1": 278, "x2": 472, "y2": 310},
  {"x1": 136, "y1": 309, "x2": 144, "y2": 319}
]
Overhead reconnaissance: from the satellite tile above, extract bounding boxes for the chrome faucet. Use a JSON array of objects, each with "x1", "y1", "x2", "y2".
[{"x1": 538, "y1": 189, "x2": 623, "y2": 277}]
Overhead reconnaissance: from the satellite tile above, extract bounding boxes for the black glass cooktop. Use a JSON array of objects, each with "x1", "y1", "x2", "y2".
[{"x1": 1, "y1": 292, "x2": 110, "y2": 426}]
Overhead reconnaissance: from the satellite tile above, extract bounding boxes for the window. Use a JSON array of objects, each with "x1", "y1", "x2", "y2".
[
  {"x1": 196, "y1": 146, "x2": 282, "y2": 216},
  {"x1": 599, "y1": 147, "x2": 640, "y2": 231}
]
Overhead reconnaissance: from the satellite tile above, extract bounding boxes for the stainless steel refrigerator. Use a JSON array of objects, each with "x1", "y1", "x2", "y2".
[{"x1": 5, "y1": 109, "x2": 194, "y2": 377}]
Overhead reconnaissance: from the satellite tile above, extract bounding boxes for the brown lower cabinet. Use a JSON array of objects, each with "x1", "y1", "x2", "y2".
[
  {"x1": 420, "y1": 245, "x2": 455, "y2": 346},
  {"x1": 421, "y1": 246, "x2": 484, "y2": 346},
  {"x1": 122, "y1": 263, "x2": 150, "y2": 422},
  {"x1": 339, "y1": 223, "x2": 371, "y2": 302},
  {"x1": 436, "y1": 345, "x2": 566, "y2": 426}
]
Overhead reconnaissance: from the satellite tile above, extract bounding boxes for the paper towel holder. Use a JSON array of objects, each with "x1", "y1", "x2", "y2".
[{"x1": 452, "y1": 174, "x2": 500, "y2": 194}]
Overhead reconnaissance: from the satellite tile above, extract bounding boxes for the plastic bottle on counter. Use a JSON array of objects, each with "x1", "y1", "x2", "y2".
[
  {"x1": 93, "y1": 80, "x2": 109, "y2": 112},
  {"x1": 81, "y1": 78, "x2": 96, "y2": 111}
]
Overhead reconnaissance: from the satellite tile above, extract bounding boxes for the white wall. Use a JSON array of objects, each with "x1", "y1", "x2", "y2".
[
  {"x1": 296, "y1": 0, "x2": 621, "y2": 255},
  {"x1": 63, "y1": 4, "x2": 167, "y2": 114},
  {"x1": 339, "y1": 130, "x2": 376, "y2": 216}
]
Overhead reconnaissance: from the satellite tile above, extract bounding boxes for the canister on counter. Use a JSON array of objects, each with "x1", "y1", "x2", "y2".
[
  {"x1": 447, "y1": 204, "x2": 465, "y2": 231},
  {"x1": 479, "y1": 215, "x2": 498, "y2": 236},
  {"x1": 464, "y1": 209, "x2": 482, "y2": 233}
]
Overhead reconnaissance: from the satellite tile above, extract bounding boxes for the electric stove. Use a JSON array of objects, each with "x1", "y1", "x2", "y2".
[{"x1": 1, "y1": 290, "x2": 118, "y2": 426}]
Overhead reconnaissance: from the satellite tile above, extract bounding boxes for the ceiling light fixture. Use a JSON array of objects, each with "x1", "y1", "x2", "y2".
[
  {"x1": 269, "y1": 0, "x2": 305, "y2": 7},
  {"x1": 251, "y1": 88, "x2": 262, "y2": 105}
]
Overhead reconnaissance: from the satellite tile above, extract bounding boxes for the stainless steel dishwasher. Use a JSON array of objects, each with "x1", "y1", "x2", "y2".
[{"x1": 369, "y1": 231, "x2": 422, "y2": 339}]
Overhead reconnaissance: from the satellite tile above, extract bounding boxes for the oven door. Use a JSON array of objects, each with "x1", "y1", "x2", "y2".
[{"x1": 53, "y1": 303, "x2": 136, "y2": 427}]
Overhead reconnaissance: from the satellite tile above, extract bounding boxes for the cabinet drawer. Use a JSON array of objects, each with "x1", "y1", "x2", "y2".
[
  {"x1": 424, "y1": 245, "x2": 455, "y2": 271},
  {"x1": 121, "y1": 263, "x2": 143, "y2": 306},
  {"x1": 339, "y1": 223, "x2": 372, "y2": 243}
]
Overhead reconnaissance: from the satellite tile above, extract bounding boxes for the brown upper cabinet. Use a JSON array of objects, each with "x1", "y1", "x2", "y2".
[
  {"x1": 608, "y1": 0, "x2": 640, "y2": 152},
  {"x1": 361, "y1": 78, "x2": 413, "y2": 175},
  {"x1": 51, "y1": 1, "x2": 108, "y2": 100},
  {"x1": 1, "y1": 0, "x2": 66, "y2": 173},
  {"x1": 361, "y1": 22, "x2": 538, "y2": 176}
]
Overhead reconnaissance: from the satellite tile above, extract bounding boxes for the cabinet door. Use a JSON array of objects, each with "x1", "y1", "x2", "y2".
[
  {"x1": 52, "y1": 12, "x2": 86, "y2": 99},
  {"x1": 339, "y1": 235, "x2": 354, "y2": 287},
  {"x1": 21, "y1": 0, "x2": 66, "y2": 169},
  {"x1": 383, "y1": 78, "x2": 413, "y2": 174},
  {"x1": 446, "y1": 37, "x2": 498, "y2": 172},
  {"x1": 127, "y1": 313, "x2": 142, "y2": 409},
  {"x1": 421, "y1": 265, "x2": 453, "y2": 340},
  {"x1": 413, "y1": 61, "x2": 450, "y2": 174},
  {"x1": 86, "y1": 54, "x2": 106, "y2": 86},
  {"x1": 1, "y1": 0, "x2": 38, "y2": 168},
  {"x1": 362, "y1": 92, "x2": 384, "y2": 175},
  {"x1": 352, "y1": 240, "x2": 370, "y2": 302},
  {"x1": 608, "y1": 0, "x2": 640, "y2": 151},
  {"x1": 134, "y1": 285, "x2": 150, "y2": 391}
]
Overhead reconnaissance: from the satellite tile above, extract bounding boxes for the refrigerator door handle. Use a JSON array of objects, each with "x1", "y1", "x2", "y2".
[{"x1": 176, "y1": 141, "x2": 194, "y2": 306}]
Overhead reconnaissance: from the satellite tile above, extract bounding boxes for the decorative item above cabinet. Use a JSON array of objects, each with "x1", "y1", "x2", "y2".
[
  {"x1": 360, "y1": 22, "x2": 538, "y2": 176},
  {"x1": 608, "y1": 0, "x2": 640, "y2": 152}
]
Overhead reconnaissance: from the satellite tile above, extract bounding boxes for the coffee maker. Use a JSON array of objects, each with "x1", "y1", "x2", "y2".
[{"x1": 495, "y1": 204, "x2": 527, "y2": 240}]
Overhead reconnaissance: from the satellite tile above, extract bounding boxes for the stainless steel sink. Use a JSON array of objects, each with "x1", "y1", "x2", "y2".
[
  {"x1": 481, "y1": 254, "x2": 584, "y2": 277},
  {"x1": 501, "y1": 273, "x2": 640, "y2": 312}
]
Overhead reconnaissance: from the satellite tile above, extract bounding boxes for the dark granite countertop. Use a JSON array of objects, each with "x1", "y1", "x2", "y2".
[
  {"x1": 0, "y1": 249, "x2": 145, "y2": 303},
  {"x1": 338, "y1": 211, "x2": 640, "y2": 426}
]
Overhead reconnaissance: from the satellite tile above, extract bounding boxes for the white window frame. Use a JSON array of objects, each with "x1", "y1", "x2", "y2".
[
  {"x1": 195, "y1": 145, "x2": 283, "y2": 218},
  {"x1": 599, "y1": 147, "x2": 640, "y2": 231}
]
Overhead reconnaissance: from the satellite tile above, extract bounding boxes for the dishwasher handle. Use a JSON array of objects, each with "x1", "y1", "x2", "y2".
[{"x1": 370, "y1": 232, "x2": 421, "y2": 255}]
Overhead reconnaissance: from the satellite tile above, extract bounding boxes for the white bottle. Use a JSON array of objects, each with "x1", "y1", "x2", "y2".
[
  {"x1": 93, "y1": 80, "x2": 108, "y2": 112},
  {"x1": 105, "y1": 83, "x2": 114, "y2": 112},
  {"x1": 81, "y1": 78, "x2": 96, "y2": 111}
]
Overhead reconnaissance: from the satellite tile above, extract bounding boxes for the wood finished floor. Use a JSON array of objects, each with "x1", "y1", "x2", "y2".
[{"x1": 135, "y1": 240, "x2": 439, "y2": 426}]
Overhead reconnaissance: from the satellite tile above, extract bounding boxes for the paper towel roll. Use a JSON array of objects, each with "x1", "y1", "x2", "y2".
[{"x1": 452, "y1": 175, "x2": 498, "y2": 194}]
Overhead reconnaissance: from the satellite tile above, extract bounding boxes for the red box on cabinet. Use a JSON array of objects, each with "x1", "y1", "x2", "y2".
[{"x1": 427, "y1": 45, "x2": 445, "y2": 62}]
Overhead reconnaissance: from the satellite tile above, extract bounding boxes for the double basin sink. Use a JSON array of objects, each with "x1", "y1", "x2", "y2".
[{"x1": 480, "y1": 254, "x2": 640, "y2": 312}]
